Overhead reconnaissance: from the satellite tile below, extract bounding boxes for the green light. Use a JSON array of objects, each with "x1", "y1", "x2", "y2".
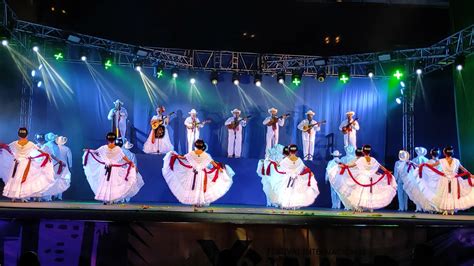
[
  {"x1": 340, "y1": 74, "x2": 349, "y2": 83},
  {"x1": 393, "y1": 69, "x2": 403, "y2": 80},
  {"x1": 104, "y1": 59, "x2": 112, "y2": 70},
  {"x1": 292, "y1": 77, "x2": 301, "y2": 86},
  {"x1": 54, "y1": 52, "x2": 64, "y2": 60},
  {"x1": 156, "y1": 69, "x2": 163, "y2": 78}
]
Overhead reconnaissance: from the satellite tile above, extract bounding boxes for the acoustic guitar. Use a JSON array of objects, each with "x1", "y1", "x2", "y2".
[
  {"x1": 226, "y1": 115, "x2": 252, "y2": 130},
  {"x1": 302, "y1": 120, "x2": 326, "y2": 132},
  {"x1": 341, "y1": 118, "x2": 358, "y2": 134}
]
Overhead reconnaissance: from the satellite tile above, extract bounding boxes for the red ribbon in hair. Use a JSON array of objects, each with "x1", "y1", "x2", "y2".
[
  {"x1": 299, "y1": 167, "x2": 313, "y2": 186},
  {"x1": 266, "y1": 161, "x2": 286, "y2": 175}
]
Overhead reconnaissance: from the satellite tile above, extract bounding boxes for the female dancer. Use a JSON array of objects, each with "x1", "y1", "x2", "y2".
[
  {"x1": 328, "y1": 145, "x2": 397, "y2": 212},
  {"x1": 162, "y1": 139, "x2": 234, "y2": 206},
  {"x1": 83, "y1": 133, "x2": 138, "y2": 204},
  {"x1": 257, "y1": 144, "x2": 286, "y2": 207},
  {"x1": 266, "y1": 144, "x2": 319, "y2": 209},
  {"x1": 1, "y1": 128, "x2": 55, "y2": 201},
  {"x1": 416, "y1": 146, "x2": 474, "y2": 215}
]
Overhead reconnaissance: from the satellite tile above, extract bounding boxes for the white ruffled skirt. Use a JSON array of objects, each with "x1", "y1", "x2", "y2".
[
  {"x1": 328, "y1": 166, "x2": 397, "y2": 210},
  {"x1": 257, "y1": 160, "x2": 280, "y2": 207},
  {"x1": 2, "y1": 153, "x2": 55, "y2": 199},
  {"x1": 143, "y1": 130, "x2": 174, "y2": 154},
  {"x1": 39, "y1": 162, "x2": 71, "y2": 197},
  {"x1": 162, "y1": 152, "x2": 234, "y2": 206}
]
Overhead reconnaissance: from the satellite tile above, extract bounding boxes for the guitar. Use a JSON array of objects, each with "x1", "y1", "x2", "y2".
[
  {"x1": 302, "y1": 120, "x2": 326, "y2": 132},
  {"x1": 341, "y1": 118, "x2": 358, "y2": 134},
  {"x1": 189, "y1": 119, "x2": 211, "y2": 129},
  {"x1": 226, "y1": 115, "x2": 252, "y2": 130},
  {"x1": 266, "y1": 113, "x2": 290, "y2": 126},
  {"x1": 151, "y1": 112, "x2": 175, "y2": 129}
]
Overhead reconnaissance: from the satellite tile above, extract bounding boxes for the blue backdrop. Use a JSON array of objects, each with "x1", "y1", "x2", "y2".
[{"x1": 18, "y1": 61, "x2": 390, "y2": 202}]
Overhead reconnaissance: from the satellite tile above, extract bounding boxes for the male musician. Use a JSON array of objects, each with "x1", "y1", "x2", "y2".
[
  {"x1": 107, "y1": 100, "x2": 128, "y2": 140},
  {"x1": 263, "y1": 108, "x2": 287, "y2": 151},
  {"x1": 224, "y1": 108, "x2": 248, "y2": 158},
  {"x1": 184, "y1": 109, "x2": 206, "y2": 153},
  {"x1": 338, "y1": 111, "x2": 359, "y2": 148},
  {"x1": 143, "y1": 106, "x2": 174, "y2": 154},
  {"x1": 297, "y1": 110, "x2": 321, "y2": 161}
]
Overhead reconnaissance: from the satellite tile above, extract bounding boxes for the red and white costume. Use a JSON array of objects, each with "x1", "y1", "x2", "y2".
[
  {"x1": 263, "y1": 108, "x2": 285, "y2": 151},
  {"x1": 328, "y1": 157, "x2": 396, "y2": 211},
  {"x1": 143, "y1": 113, "x2": 174, "y2": 154},
  {"x1": 1, "y1": 141, "x2": 55, "y2": 199},
  {"x1": 264, "y1": 156, "x2": 319, "y2": 209},
  {"x1": 83, "y1": 145, "x2": 139, "y2": 203},
  {"x1": 411, "y1": 158, "x2": 474, "y2": 213},
  {"x1": 162, "y1": 151, "x2": 234, "y2": 206}
]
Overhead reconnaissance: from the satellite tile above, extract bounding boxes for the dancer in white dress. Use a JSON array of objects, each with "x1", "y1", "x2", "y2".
[
  {"x1": 116, "y1": 139, "x2": 144, "y2": 203},
  {"x1": 143, "y1": 106, "x2": 174, "y2": 154},
  {"x1": 411, "y1": 146, "x2": 429, "y2": 211},
  {"x1": 1, "y1": 128, "x2": 55, "y2": 201},
  {"x1": 257, "y1": 144, "x2": 286, "y2": 207},
  {"x1": 401, "y1": 148, "x2": 440, "y2": 213},
  {"x1": 162, "y1": 139, "x2": 234, "y2": 206},
  {"x1": 328, "y1": 145, "x2": 397, "y2": 212},
  {"x1": 265, "y1": 145, "x2": 319, "y2": 209},
  {"x1": 326, "y1": 150, "x2": 342, "y2": 209},
  {"x1": 415, "y1": 146, "x2": 474, "y2": 215},
  {"x1": 83, "y1": 133, "x2": 138, "y2": 204},
  {"x1": 40, "y1": 133, "x2": 72, "y2": 201}
]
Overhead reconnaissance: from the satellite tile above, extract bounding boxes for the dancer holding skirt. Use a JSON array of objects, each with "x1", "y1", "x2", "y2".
[{"x1": 162, "y1": 139, "x2": 234, "y2": 206}]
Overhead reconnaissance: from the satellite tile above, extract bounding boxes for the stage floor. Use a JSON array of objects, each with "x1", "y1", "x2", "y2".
[{"x1": 0, "y1": 201, "x2": 472, "y2": 226}]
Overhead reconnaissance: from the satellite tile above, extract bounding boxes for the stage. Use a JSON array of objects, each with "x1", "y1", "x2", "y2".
[{"x1": 0, "y1": 201, "x2": 473, "y2": 226}]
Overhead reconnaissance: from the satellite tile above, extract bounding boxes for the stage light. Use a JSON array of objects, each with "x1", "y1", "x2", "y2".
[
  {"x1": 136, "y1": 49, "x2": 150, "y2": 57},
  {"x1": 153, "y1": 64, "x2": 164, "y2": 78},
  {"x1": 171, "y1": 68, "x2": 179, "y2": 78},
  {"x1": 291, "y1": 70, "x2": 302, "y2": 86},
  {"x1": 190, "y1": 78, "x2": 196, "y2": 84},
  {"x1": 254, "y1": 73, "x2": 262, "y2": 87},
  {"x1": 415, "y1": 60, "x2": 423, "y2": 75},
  {"x1": 104, "y1": 59, "x2": 112, "y2": 69},
  {"x1": 366, "y1": 65, "x2": 375, "y2": 78},
  {"x1": 338, "y1": 66, "x2": 350, "y2": 83},
  {"x1": 67, "y1": 35, "x2": 81, "y2": 44},
  {"x1": 393, "y1": 69, "x2": 404, "y2": 80},
  {"x1": 314, "y1": 58, "x2": 326, "y2": 66},
  {"x1": 455, "y1": 55, "x2": 465, "y2": 71},
  {"x1": 396, "y1": 97, "x2": 402, "y2": 105},
  {"x1": 277, "y1": 72, "x2": 285, "y2": 84},
  {"x1": 232, "y1": 72, "x2": 240, "y2": 85},
  {"x1": 33, "y1": 46, "x2": 39, "y2": 52},
  {"x1": 210, "y1": 70, "x2": 219, "y2": 85},
  {"x1": 37, "y1": 81, "x2": 43, "y2": 88},
  {"x1": 54, "y1": 52, "x2": 64, "y2": 60},
  {"x1": 81, "y1": 56, "x2": 87, "y2": 61},
  {"x1": 31, "y1": 70, "x2": 36, "y2": 77},
  {"x1": 400, "y1": 88, "x2": 405, "y2": 95},
  {"x1": 135, "y1": 66, "x2": 142, "y2": 72},
  {"x1": 38, "y1": 64, "x2": 43, "y2": 70},
  {"x1": 400, "y1": 81, "x2": 405, "y2": 88},
  {"x1": 378, "y1": 53, "x2": 391, "y2": 61},
  {"x1": 317, "y1": 69, "x2": 326, "y2": 82},
  {"x1": 1, "y1": 40, "x2": 8, "y2": 46},
  {"x1": 133, "y1": 60, "x2": 143, "y2": 72}
]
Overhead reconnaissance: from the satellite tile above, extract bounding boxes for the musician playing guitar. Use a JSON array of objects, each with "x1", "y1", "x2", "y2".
[
  {"x1": 224, "y1": 108, "x2": 251, "y2": 158},
  {"x1": 143, "y1": 106, "x2": 175, "y2": 154},
  {"x1": 184, "y1": 109, "x2": 211, "y2": 153},
  {"x1": 338, "y1": 111, "x2": 359, "y2": 148},
  {"x1": 263, "y1": 107, "x2": 289, "y2": 151},
  {"x1": 297, "y1": 110, "x2": 326, "y2": 161}
]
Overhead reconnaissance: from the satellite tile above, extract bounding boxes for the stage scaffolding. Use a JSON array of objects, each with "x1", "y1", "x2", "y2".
[{"x1": 1, "y1": 0, "x2": 473, "y2": 153}]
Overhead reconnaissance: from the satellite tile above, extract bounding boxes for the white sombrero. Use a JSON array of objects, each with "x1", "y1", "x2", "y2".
[
  {"x1": 268, "y1": 107, "x2": 278, "y2": 114},
  {"x1": 331, "y1": 150, "x2": 342, "y2": 157},
  {"x1": 399, "y1": 150, "x2": 410, "y2": 161},
  {"x1": 306, "y1": 110, "x2": 315, "y2": 116},
  {"x1": 124, "y1": 141, "x2": 134, "y2": 150},
  {"x1": 231, "y1": 108, "x2": 241, "y2": 114},
  {"x1": 346, "y1": 111, "x2": 355, "y2": 116},
  {"x1": 188, "y1": 109, "x2": 197, "y2": 115},
  {"x1": 113, "y1": 99, "x2": 123, "y2": 105},
  {"x1": 55, "y1": 136, "x2": 68, "y2": 146},
  {"x1": 415, "y1": 147, "x2": 427, "y2": 156}
]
